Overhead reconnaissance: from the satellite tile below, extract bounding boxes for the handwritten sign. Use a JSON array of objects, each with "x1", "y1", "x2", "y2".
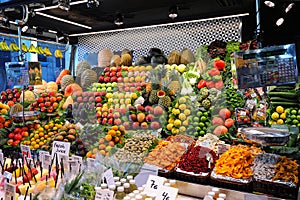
[
  {"x1": 95, "y1": 188, "x2": 114, "y2": 200},
  {"x1": 51, "y1": 141, "x2": 70, "y2": 157},
  {"x1": 58, "y1": 153, "x2": 69, "y2": 170},
  {"x1": 155, "y1": 186, "x2": 178, "y2": 200},
  {"x1": 144, "y1": 175, "x2": 166, "y2": 196},
  {"x1": 4, "y1": 182, "x2": 16, "y2": 200},
  {"x1": 134, "y1": 164, "x2": 158, "y2": 187},
  {"x1": 102, "y1": 168, "x2": 115, "y2": 186},
  {"x1": 20, "y1": 144, "x2": 31, "y2": 158},
  {"x1": 42, "y1": 154, "x2": 52, "y2": 169}
]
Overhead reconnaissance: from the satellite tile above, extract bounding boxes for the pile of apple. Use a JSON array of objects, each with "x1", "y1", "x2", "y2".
[
  {"x1": 7, "y1": 126, "x2": 30, "y2": 147},
  {"x1": 123, "y1": 104, "x2": 163, "y2": 130},
  {"x1": 211, "y1": 108, "x2": 235, "y2": 135},
  {"x1": 0, "y1": 88, "x2": 22, "y2": 106},
  {"x1": 96, "y1": 107, "x2": 122, "y2": 126},
  {"x1": 98, "y1": 66, "x2": 124, "y2": 83},
  {"x1": 29, "y1": 92, "x2": 63, "y2": 113}
]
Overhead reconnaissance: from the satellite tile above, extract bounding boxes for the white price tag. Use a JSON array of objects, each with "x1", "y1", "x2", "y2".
[
  {"x1": 42, "y1": 154, "x2": 52, "y2": 169},
  {"x1": 134, "y1": 164, "x2": 158, "y2": 187},
  {"x1": 58, "y1": 153, "x2": 69, "y2": 169},
  {"x1": 51, "y1": 141, "x2": 70, "y2": 157},
  {"x1": 155, "y1": 186, "x2": 178, "y2": 200},
  {"x1": 39, "y1": 151, "x2": 49, "y2": 161},
  {"x1": 71, "y1": 155, "x2": 83, "y2": 165},
  {"x1": 4, "y1": 182, "x2": 16, "y2": 200},
  {"x1": 144, "y1": 175, "x2": 166, "y2": 196},
  {"x1": 102, "y1": 168, "x2": 115, "y2": 186},
  {"x1": 3, "y1": 172, "x2": 12, "y2": 181},
  {"x1": 95, "y1": 188, "x2": 114, "y2": 200},
  {"x1": 20, "y1": 144, "x2": 31, "y2": 158}
]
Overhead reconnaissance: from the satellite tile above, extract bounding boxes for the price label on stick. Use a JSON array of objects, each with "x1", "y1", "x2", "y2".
[
  {"x1": 42, "y1": 154, "x2": 52, "y2": 169},
  {"x1": 51, "y1": 141, "x2": 70, "y2": 157},
  {"x1": 3, "y1": 171, "x2": 12, "y2": 181},
  {"x1": 102, "y1": 168, "x2": 115, "y2": 186},
  {"x1": 4, "y1": 182, "x2": 16, "y2": 200},
  {"x1": 155, "y1": 186, "x2": 178, "y2": 200},
  {"x1": 71, "y1": 155, "x2": 83, "y2": 165},
  {"x1": 144, "y1": 175, "x2": 166, "y2": 196},
  {"x1": 20, "y1": 144, "x2": 31, "y2": 158},
  {"x1": 39, "y1": 151, "x2": 49, "y2": 161}
]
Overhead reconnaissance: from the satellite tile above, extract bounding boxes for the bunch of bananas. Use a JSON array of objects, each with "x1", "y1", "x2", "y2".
[
  {"x1": 9, "y1": 42, "x2": 20, "y2": 52},
  {"x1": 43, "y1": 46, "x2": 52, "y2": 56},
  {"x1": 36, "y1": 46, "x2": 45, "y2": 54},
  {"x1": 28, "y1": 44, "x2": 39, "y2": 54},
  {"x1": 0, "y1": 40, "x2": 10, "y2": 51},
  {"x1": 54, "y1": 49, "x2": 63, "y2": 58},
  {"x1": 22, "y1": 43, "x2": 29, "y2": 53}
]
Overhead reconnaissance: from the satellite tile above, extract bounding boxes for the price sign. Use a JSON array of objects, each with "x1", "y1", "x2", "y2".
[
  {"x1": 155, "y1": 186, "x2": 178, "y2": 200},
  {"x1": 42, "y1": 154, "x2": 52, "y2": 169},
  {"x1": 3, "y1": 172, "x2": 12, "y2": 181},
  {"x1": 39, "y1": 151, "x2": 49, "y2": 161},
  {"x1": 51, "y1": 141, "x2": 70, "y2": 157},
  {"x1": 71, "y1": 155, "x2": 83, "y2": 164},
  {"x1": 20, "y1": 144, "x2": 31, "y2": 158},
  {"x1": 217, "y1": 143, "x2": 231, "y2": 155},
  {"x1": 58, "y1": 153, "x2": 69, "y2": 169},
  {"x1": 102, "y1": 168, "x2": 115, "y2": 186},
  {"x1": 4, "y1": 182, "x2": 16, "y2": 200},
  {"x1": 134, "y1": 164, "x2": 158, "y2": 187},
  {"x1": 144, "y1": 175, "x2": 166, "y2": 196},
  {"x1": 0, "y1": 152, "x2": 3, "y2": 164},
  {"x1": 95, "y1": 188, "x2": 114, "y2": 200}
]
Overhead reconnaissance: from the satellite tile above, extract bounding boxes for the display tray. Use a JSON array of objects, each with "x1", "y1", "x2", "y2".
[
  {"x1": 158, "y1": 169, "x2": 174, "y2": 179},
  {"x1": 174, "y1": 169, "x2": 210, "y2": 185},
  {"x1": 210, "y1": 170, "x2": 252, "y2": 192},
  {"x1": 253, "y1": 179, "x2": 299, "y2": 200},
  {"x1": 11, "y1": 111, "x2": 41, "y2": 122}
]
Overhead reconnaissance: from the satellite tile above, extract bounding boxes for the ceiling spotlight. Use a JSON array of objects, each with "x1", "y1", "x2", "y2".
[
  {"x1": 57, "y1": 31, "x2": 69, "y2": 43},
  {"x1": 285, "y1": 3, "x2": 294, "y2": 13},
  {"x1": 114, "y1": 13, "x2": 124, "y2": 26},
  {"x1": 276, "y1": 17, "x2": 284, "y2": 26},
  {"x1": 58, "y1": 0, "x2": 70, "y2": 11},
  {"x1": 0, "y1": 10, "x2": 8, "y2": 23},
  {"x1": 169, "y1": 6, "x2": 178, "y2": 19},
  {"x1": 87, "y1": 0, "x2": 100, "y2": 8},
  {"x1": 21, "y1": 24, "x2": 29, "y2": 33},
  {"x1": 264, "y1": 1, "x2": 275, "y2": 8}
]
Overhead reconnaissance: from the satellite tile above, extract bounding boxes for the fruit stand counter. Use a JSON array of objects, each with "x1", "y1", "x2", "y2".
[{"x1": 176, "y1": 180, "x2": 298, "y2": 200}]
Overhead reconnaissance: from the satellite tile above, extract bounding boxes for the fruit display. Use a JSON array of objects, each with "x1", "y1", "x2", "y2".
[
  {"x1": 211, "y1": 108, "x2": 235, "y2": 135},
  {"x1": 7, "y1": 126, "x2": 30, "y2": 147},
  {"x1": 195, "y1": 133, "x2": 225, "y2": 152},
  {"x1": 0, "y1": 102, "x2": 11, "y2": 115},
  {"x1": 0, "y1": 88, "x2": 22, "y2": 106},
  {"x1": 29, "y1": 92, "x2": 63, "y2": 114}
]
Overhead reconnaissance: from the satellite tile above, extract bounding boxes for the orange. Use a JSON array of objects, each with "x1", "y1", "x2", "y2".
[
  {"x1": 99, "y1": 138, "x2": 105, "y2": 144},
  {"x1": 91, "y1": 154, "x2": 96, "y2": 159},
  {"x1": 40, "y1": 137, "x2": 45, "y2": 141},
  {"x1": 114, "y1": 137, "x2": 120, "y2": 143},
  {"x1": 38, "y1": 127, "x2": 44, "y2": 132},
  {"x1": 39, "y1": 132, "x2": 44, "y2": 137},
  {"x1": 92, "y1": 148, "x2": 98, "y2": 154},
  {"x1": 33, "y1": 144, "x2": 39, "y2": 149},
  {"x1": 44, "y1": 125, "x2": 49, "y2": 130},
  {"x1": 86, "y1": 151, "x2": 92, "y2": 158},
  {"x1": 99, "y1": 144, "x2": 106, "y2": 150},
  {"x1": 22, "y1": 131, "x2": 29, "y2": 137},
  {"x1": 108, "y1": 141, "x2": 115, "y2": 147},
  {"x1": 44, "y1": 135, "x2": 49, "y2": 139},
  {"x1": 105, "y1": 134, "x2": 112, "y2": 141},
  {"x1": 105, "y1": 146, "x2": 112, "y2": 152},
  {"x1": 35, "y1": 139, "x2": 40, "y2": 143},
  {"x1": 99, "y1": 150, "x2": 106, "y2": 155},
  {"x1": 108, "y1": 130, "x2": 116, "y2": 136},
  {"x1": 39, "y1": 142, "x2": 44, "y2": 146},
  {"x1": 111, "y1": 126, "x2": 118, "y2": 131}
]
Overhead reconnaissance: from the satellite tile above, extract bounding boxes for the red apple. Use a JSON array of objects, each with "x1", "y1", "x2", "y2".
[
  {"x1": 153, "y1": 106, "x2": 163, "y2": 116},
  {"x1": 123, "y1": 122, "x2": 130, "y2": 130},
  {"x1": 37, "y1": 97, "x2": 44, "y2": 103},
  {"x1": 116, "y1": 72, "x2": 122, "y2": 77},
  {"x1": 14, "y1": 134, "x2": 22, "y2": 141},
  {"x1": 104, "y1": 67, "x2": 110, "y2": 72},
  {"x1": 137, "y1": 105, "x2": 145, "y2": 112},
  {"x1": 145, "y1": 106, "x2": 154, "y2": 113},
  {"x1": 130, "y1": 87, "x2": 135, "y2": 92},
  {"x1": 56, "y1": 96, "x2": 62, "y2": 101},
  {"x1": 150, "y1": 121, "x2": 160, "y2": 129},
  {"x1": 102, "y1": 118, "x2": 107, "y2": 125},
  {"x1": 124, "y1": 87, "x2": 129, "y2": 92},
  {"x1": 120, "y1": 108, "x2": 126, "y2": 114},
  {"x1": 96, "y1": 103, "x2": 102, "y2": 107},
  {"x1": 40, "y1": 107, "x2": 46, "y2": 112},
  {"x1": 117, "y1": 77, "x2": 123, "y2": 83},
  {"x1": 89, "y1": 96, "x2": 95, "y2": 102},
  {"x1": 130, "y1": 114, "x2": 137, "y2": 122},
  {"x1": 45, "y1": 101, "x2": 51, "y2": 107},
  {"x1": 95, "y1": 92, "x2": 101, "y2": 97},
  {"x1": 47, "y1": 106, "x2": 54, "y2": 113},
  {"x1": 107, "y1": 113, "x2": 114, "y2": 119},
  {"x1": 116, "y1": 66, "x2": 122, "y2": 72},
  {"x1": 105, "y1": 72, "x2": 110, "y2": 77},
  {"x1": 102, "y1": 112, "x2": 108, "y2": 118},
  {"x1": 113, "y1": 112, "x2": 121, "y2": 119},
  {"x1": 99, "y1": 76, "x2": 105, "y2": 82},
  {"x1": 83, "y1": 97, "x2": 88, "y2": 102},
  {"x1": 140, "y1": 122, "x2": 148, "y2": 129},
  {"x1": 15, "y1": 93, "x2": 20, "y2": 98},
  {"x1": 50, "y1": 97, "x2": 57, "y2": 103},
  {"x1": 32, "y1": 102, "x2": 38, "y2": 107},
  {"x1": 39, "y1": 103, "x2": 45, "y2": 108},
  {"x1": 114, "y1": 118, "x2": 122, "y2": 125},
  {"x1": 111, "y1": 77, "x2": 118, "y2": 82},
  {"x1": 109, "y1": 72, "x2": 116, "y2": 77},
  {"x1": 44, "y1": 97, "x2": 50, "y2": 102},
  {"x1": 53, "y1": 102, "x2": 59, "y2": 108},
  {"x1": 145, "y1": 114, "x2": 154, "y2": 122},
  {"x1": 48, "y1": 92, "x2": 55, "y2": 97},
  {"x1": 108, "y1": 118, "x2": 114, "y2": 125},
  {"x1": 132, "y1": 122, "x2": 140, "y2": 130},
  {"x1": 99, "y1": 91, "x2": 106, "y2": 96},
  {"x1": 104, "y1": 77, "x2": 110, "y2": 83}
]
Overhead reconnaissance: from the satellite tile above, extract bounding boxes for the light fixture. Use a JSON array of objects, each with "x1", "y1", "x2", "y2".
[
  {"x1": 264, "y1": 1, "x2": 275, "y2": 8},
  {"x1": 0, "y1": 10, "x2": 8, "y2": 23},
  {"x1": 21, "y1": 24, "x2": 29, "y2": 33},
  {"x1": 58, "y1": 0, "x2": 71, "y2": 11},
  {"x1": 36, "y1": 27, "x2": 44, "y2": 35},
  {"x1": 56, "y1": 31, "x2": 69, "y2": 43},
  {"x1": 168, "y1": 5, "x2": 178, "y2": 19},
  {"x1": 36, "y1": 12, "x2": 92, "y2": 29},
  {"x1": 285, "y1": 3, "x2": 294, "y2": 13},
  {"x1": 114, "y1": 13, "x2": 124, "y2": 26},
  {"x1": 276, "y1": 17, "x2": 284, "y2": 26},
  {"x1": 87, "y1": 0, "x2": 100, "y2": 8}
]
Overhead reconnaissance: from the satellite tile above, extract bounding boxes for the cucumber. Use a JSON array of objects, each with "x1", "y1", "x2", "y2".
[
  {"x1": 268, "y1": 91, "x2": 297, "y2": 98},
  {"x1": 270, "y1": 97, "x2": 298, "y2": 103},
  {"x1": 270, "y1": 101, "x2": 299, "y2": 108}
]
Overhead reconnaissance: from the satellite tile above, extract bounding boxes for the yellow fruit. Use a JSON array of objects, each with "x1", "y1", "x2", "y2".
[
  {"x1": 57, "y1": 124, "x2": 63, "y2": 129},
  {"x1": 39, "y1": 141, "x2": 44, "y2": 146},
  {"x1": 275, "y1": 106, "x2": 284, "y2": 114},
  {"x1": 172, "y1": 108, "x2": 180, "y2": 115},
  {"x1": 53, "y1": 127, "x2": 58, "y2": 131},
  {"x1": 35, "y1": 139, "x2": 40, "y2": 143},
  {"x1": 178, "y1": 97, "x2": 186, "y2": 104},
  {"x1": 34, "y1": 134, "x2": 39, "y2": 139},
  {"x1": 166, "y1": 124, "x2": 173, "y2": 130},
  {"x1": 182, "y1": 120, "x2": 189, "y2": 126},
  {"x1": 179, "y1": 104, "x2": 186, "y2": 111},
  {"x1": 106, "y1": 93, "x2": 113, "y2": 98},
  {"x1": 277, "y1": 119, "x2": 284, "y2": 125},
  {"x1": 168, "y1": 118, "x2": 175, "y2": 124},
  {"x1": 39, "y1": 132, "x2": 44, "y2": 137},
  {"x1": 271, "y1": 112, "x2": 279, "y2": 120},
  {"x1": 39, "y1": 127, "x2": 44, "y2": 132},
  {"x1": 280, "y1": 112, "x2": 286, "y2": 119},
  {"x1": 179, "y1": 126, "x2": 186, "y2": 133},
  {"x1": 33, "y1": 144, "x2": 39, "y2": 149},
  {"x1": 131, "y1": 93, "x2": 138, "y2": 99},
  {"x1": 178, "y1": 113, "x2": 186, "y2": 121},
  {"x1": 184, "y1": 109, "x2": 191, "y2": 116},
  {"x1": 44, "y1": 125, "x2": 49, "y2": 130},
  {"x1": 171, "y1": 128, "x2": 179, "y2": 135},
  {"x1": 174, "y1": 119, "x2": 181, "y2": 127}
]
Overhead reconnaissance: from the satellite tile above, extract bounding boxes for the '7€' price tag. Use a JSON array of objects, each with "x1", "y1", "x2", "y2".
[
  {"x1": 144, "y1": 175, "x2": 166, "y2": 196},
  {"x1": 155, "y1": 186, "x2": 178, "y2": 200}
]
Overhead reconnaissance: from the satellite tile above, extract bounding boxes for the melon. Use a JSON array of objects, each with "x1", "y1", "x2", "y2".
[
  {"x1": 62, "y1": 96, "x2": 74, "y2": 110},
  {"x1": 46, "y1": 82, "x2": 58, "y2": 93},
  {"x1": 98, "y1": 48, "x2": 114, "y2": 67},
  {"x1": 65, "y1": 83, "x2": 83, "y2": 96},
  {"x1": 80, "y1": 69, "x2": 98, "y2": 89},
  {"x1": 180, "y1": 48, "x2": 195, "y2": 65},
  {"x1": 61, "y1": 75, "x2": 75, "y2": 90},
  {"x1": 121, "y1": 53, "x2": 132, "y2": 66},
  {"x1": 110, "y1": 55, "x2": 121, "y2": 66},
  {"x1": 75, "y1": 60, "x2": 91, "y2": 77},
  {"x1": 168, "y1": 50, "x2": 181, "y2": 65}
]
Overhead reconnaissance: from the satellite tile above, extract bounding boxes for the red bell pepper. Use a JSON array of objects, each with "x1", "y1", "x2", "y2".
[
  {"x1": 213, "y1": 59, "x2": 226, "y2": 71},
  {"x1": 197, "y1": 80, "x2": 206, "y2": 89}
]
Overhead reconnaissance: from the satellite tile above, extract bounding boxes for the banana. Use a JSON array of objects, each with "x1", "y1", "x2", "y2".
[
  {"x1": 0, "y1": 40, "x2": 10, "y2": 51},
  {"x1": 22, "y1": 43, "x2": 28, "y2": 53},
  {"x1": 36, "y1": 46, "x2": 44, "y2": 54},
  {"x1": 9, "y1": 42, "x2": 20, "y2": 52},
  {"x1": 54, "y1": 49, "x2": 63, "y2": 58},
  {"x1": 28, "y1": 44, "x2": 39, "y2": 54},
  {"x1": 43, "y1": 46, "x2": 52, "y2": 56}
]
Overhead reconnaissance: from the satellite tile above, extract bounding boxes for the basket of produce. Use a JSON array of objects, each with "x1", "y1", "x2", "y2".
[
  {"x1": 210, "y1": 144, "x2": 263, "y2": 192},
  {"x1": 253, "y1": 154, "x2": 299, "y2": 199},
  {"x1": 239, "y1": 127, "x2": 290, "y2": 146},
  {"x1": 11, "y1": 111, "x2": 41, "y2": 123},
  {"x1": 144, "y1": 140, "x2": 188, "y2": 178},
  {"x1": 174, "y1": 146, "x2": 217, "y2": 184}
]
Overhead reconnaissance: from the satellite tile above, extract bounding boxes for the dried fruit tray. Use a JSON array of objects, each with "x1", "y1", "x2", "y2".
[
  {"x1": 253, "y1": 178, "x2": 299, "y2": 200},
  {"x1": 174, "y1": 169, "x2": 210, "y2": 185}
]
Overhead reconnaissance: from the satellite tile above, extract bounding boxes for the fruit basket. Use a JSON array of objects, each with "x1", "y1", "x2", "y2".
[{"x1": 11, "y1": 111, "x2": 41, "y2": 123}]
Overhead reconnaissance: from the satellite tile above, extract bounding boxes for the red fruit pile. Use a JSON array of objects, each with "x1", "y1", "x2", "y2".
[
  {"x1": 7, "y1": 126, "x2": 29, "y2": 146},
  {"x1": 0, "y1": 116, "x2": 11, "y2": 128},
  {"x1": 98, "y1": 66, "x2": 123, "y2": 83},
  {"x1": 212, "y1": 108, "x2": 235, "y2": 135},
  {"x1": 29, "y1": 92, "x2": 63, "y2": 113},
  {"x1": 0, "y1": 88, "x2": 21, "y2": 106}
]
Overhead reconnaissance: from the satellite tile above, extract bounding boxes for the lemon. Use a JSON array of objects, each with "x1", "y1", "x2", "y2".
[
  {"x1": 174, "y1": 119, "x2": 182, "y2": 127},
  {"x1": 179, "y1": 126, "x2": 186, "y2": 133},
  {"x1": 131, "y1": 93, "x2": 138, "y2": 99},
  {"x1": 178, "y1": 97, "x2": 186, "y2": 104},
  {"x1": 271, "y1": 112, "x2": 279, "y2": 120},
  {"x1": 280, "y1": 112, "x2": 286, "y2": 119},
  {"x1": 183, "y1": 120, "x2": 189, "y2": 126},
  {"x1": 172, "y1": 108, "x2": 180, "y2": 115},
  {"x1": 106, "y1": 93, "x2": 113, "y2": 98},
  {"x1": 178, "y1": 113, "x2": 187, "y2": 121},
  {"x1": 171, "y1": 127, "x2": 179, "y2": 135},
  {"x1": 168, "y1": 118, "x2": 175, "y2": 124},
  {"x1": 277, "y1": 119, "x2": 284, "y2": 125},
  {"x1": 166, "y1": 124, "x2": 173, "y2": 130},
  {"x1": 184, "y1": 109, "x2": 191, "y2": 116},
  {"x1": 179, "y1": 104, "x2": 186, "y2": 111},
  {"x1": 275, "y1": 106, "x2": 284, "y2": 114}
]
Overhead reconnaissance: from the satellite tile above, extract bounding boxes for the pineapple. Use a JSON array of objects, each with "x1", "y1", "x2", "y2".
[
  {"x1": 169, "y1": 70, "x2": 181, "y2": 96},
  {"x1": 158, "y1": 79, "x2": 172, "y2": 109},
  {"x1": 149, "y1": 71, "x2": 160, "y2": 104}
]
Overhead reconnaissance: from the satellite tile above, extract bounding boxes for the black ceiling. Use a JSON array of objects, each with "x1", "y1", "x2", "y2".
[{"x1": 0, "y1": 0, "x2": 300, "y2": 45}]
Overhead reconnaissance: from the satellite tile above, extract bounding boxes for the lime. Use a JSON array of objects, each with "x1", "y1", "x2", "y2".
[
  {"x1": 298, "y1": 110, "x2": 300, "y2": 115},
  {"x1": 202, "y1": 127, "x2": 207, "y2": 131},
  {"x1": 200, "y1": 116, "x2": 207, "y2": 122},
  {"x1": 291, "y1": 109, "x2": 297, "y2": 115},
  {"x1": 193, "y1": 117, "x2": 199, "y2": 122},
  {"x1": 292, "y1": 119, "x2": 299, "y2": 125},
  {"x1": 199, "y1": 130, "x2": 205, "y2": 135},
  {"x1": 196, "y1": 127, "x2": 201, "y2": 131},
  {"x1": 291, "y1": 115, "x2": 297, "y2": 120},
  {"x1": 197, "y1": 111, "x2": 203, "y2": 117},
  {"x1": 205, "y1": 122, "x2": 211, "y2": 126},
  {"x1": 193, "y1": 122, "x2": 199, "y2": 127},
  {"x1": 203, "y1": 112, "x2": 209, "y2": 117},
  {"x1": 297, "y1": 115, "x2": 300, "y2": 120},
  {"x1": 199, "y1": 122, "x2": 205, "y2": 127},
  {"x1": 194, "y1": 132, "x2": 199, "y2": 138},
  {"x1": 298, "y1": 123, "x2": 300, "y2": 127}
]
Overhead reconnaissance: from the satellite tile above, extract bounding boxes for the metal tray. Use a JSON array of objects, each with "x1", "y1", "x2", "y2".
[
  {"x1": 239, "y1": 127, "x2": 290, "y2": 146},
  {"x1": 11, "y1": 111, "x2": 41, "y2": 122}
]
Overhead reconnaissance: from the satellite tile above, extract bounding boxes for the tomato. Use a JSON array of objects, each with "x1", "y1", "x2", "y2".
[
  {"x1": 8, "y1": 133, "x2": 14, "y2": 139},
  {"x1": 213, "y1": 59, "x2": 226, "y2": 71}
]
